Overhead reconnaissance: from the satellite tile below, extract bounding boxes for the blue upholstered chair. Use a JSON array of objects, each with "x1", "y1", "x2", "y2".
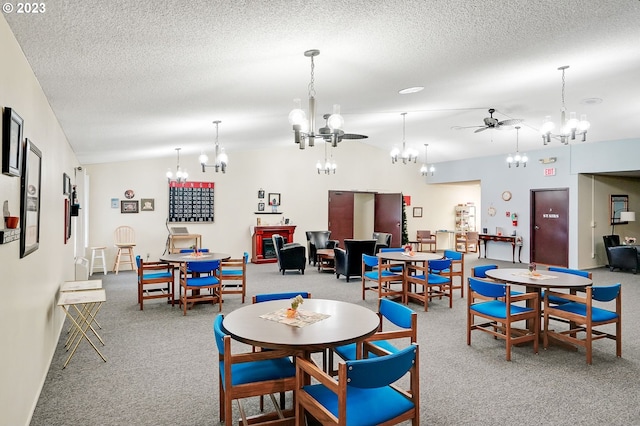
[
  {"x1": 379, "y1": 247, "x2": 405, "y2": 273},
  {"x1": 542, "y1": 267, "x2": 593, "y2": 306},
  {"x1": 252, "y1": 291, "x2": 311, "y2": 303},
  {"x1": 333, "y1": 298, "x2": 417, "y2": 363},
  {"x1": 435, "y1": 249, "x2": 465, "y2": 297},
  {"x1": 296, "y1": 343, "x2": 419, "y2": 425},
  {"x1": 220, "y1": 252, "x2": 249, "y2": 303},
  {"x1": 467, "y1": 277, "x2": 539, "y2": 361},
  {"x1": 135, "y1": 255, "x2": 174, "y2": 310},
  {"x1": 405, "y1": 258, "x2": 453, "y2": 311},
  {"x1": 213, "y1": 315, "x2": 296, "y2": 425},
  {"x1": 361, "y1": 254, "x2": 404, "y2": 302},
  {"x1": 543, "y1": 283, "x2": 621, "y2": 364},
  {"x1": 470, "y1": 264, "x2": 498, "y2": 278},
  {"x1": 179, "y1": 260, "x2": 221, "y2": 315}
]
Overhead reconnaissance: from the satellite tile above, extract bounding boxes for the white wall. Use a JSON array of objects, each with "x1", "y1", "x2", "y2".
[{"x1": 0, "y1": 17, "x2": 80, "y2": 426}]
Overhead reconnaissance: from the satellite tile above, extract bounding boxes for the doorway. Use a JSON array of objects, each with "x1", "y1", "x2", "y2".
[{"x1": 530, "y1": 188, "x2": 569, "y2": 266}]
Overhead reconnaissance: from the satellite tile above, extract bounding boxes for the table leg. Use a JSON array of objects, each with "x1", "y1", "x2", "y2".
[{"x1": 62, "y1": 302, "x2": 107, "y2": 368}]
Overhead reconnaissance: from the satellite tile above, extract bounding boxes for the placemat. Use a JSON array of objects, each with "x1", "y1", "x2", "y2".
[
  {"x1": 260, "y1": 308, "x2": 330, "y2": 328},
  {"x1": 514, "y1": 272, "x2": 556, "y2": 280}
]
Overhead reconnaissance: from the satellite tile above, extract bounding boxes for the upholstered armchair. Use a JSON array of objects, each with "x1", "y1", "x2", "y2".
[
  {"x1": 372, "y1": 232, "x2": 392, "y2": 252},
  {"x1": 603, "y1": 235, "x2": 639, "y2": 274},
  {"x1": 305, "y1": 231, "x2": 338, "y2": 266},
  {"x1": 334, "y1": 239, "x2": 377, "y2": 282},
  {"x1": 272, "y1": 234, "x2": 306, "y2": 275}
]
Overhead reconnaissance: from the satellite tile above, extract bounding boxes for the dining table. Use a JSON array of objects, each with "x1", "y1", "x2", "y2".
[
  {"x1": 377, "y1": 251, "x2": 442, "y2": 302},
  {"x1": 159, "y1": 252, "x2": 231, "y2": 303}
]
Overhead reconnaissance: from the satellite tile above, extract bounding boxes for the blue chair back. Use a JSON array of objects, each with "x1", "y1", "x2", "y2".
[
  {"x1": 548, "y1": 266, "x2": 590, "y2": 278},
  {"x1": 443, "y1": 250, "x2": 462, "y2": 260},
  {"x1": 472, "y1": 264, "x2": 497, "y2": 278},
  {"x1": 254, "y1": 292, "x2": 311, "y2": 303},
  {"x1": 468, "y1": 277, "x2": 507, "y2": 298},
  {"x1": 187, "y1": 259, "x2": 220, "y2": 274},
  {"x1": 180, "y1": 248, "x2": 210, "y2": 253},
  {"x1": 345, "y1": 344, "x2": 417, "y2": 389},
  {"x1": 380, "y1": 247, "x2": 404, "y2": 253},
  {"x1": 362, "y1": 254, "x2": 379, "y2": 268},
  {"x1": 379, "y1": 299, "x2": 414, "y2": 329},
  {"x1": 592, "y1": 284, "x2": 621, "y2": 302},
  {"x1": 428, "y1": 258, "x2": 451, "y2": 271},
  {"x1": 243, "y1": 252, "x2": 249, "y2": 263},
  {"x1": 135, "y1": 255, "x2": 142, "y2": 269},
  {"x1": 213, "y1": 314, "x2": 226, "y2": 354}
]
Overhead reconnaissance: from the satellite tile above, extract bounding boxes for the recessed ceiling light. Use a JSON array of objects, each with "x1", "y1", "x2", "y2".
[
  {"x1": 399, "y1": 86, "x2": 424, "y2": 95},
  {"x1": 581, "y1": 97, "x2": 603, "y2": 105}
]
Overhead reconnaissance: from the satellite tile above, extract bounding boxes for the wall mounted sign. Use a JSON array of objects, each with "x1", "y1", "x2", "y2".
[{"x1": 168, "y1": 181, "x2": 214, "y2": 222}]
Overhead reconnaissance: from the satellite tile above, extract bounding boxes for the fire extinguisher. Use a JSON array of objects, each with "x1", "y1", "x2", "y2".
[{"x1": 511, "y1": 212, "x2": 518, "y2": 227}]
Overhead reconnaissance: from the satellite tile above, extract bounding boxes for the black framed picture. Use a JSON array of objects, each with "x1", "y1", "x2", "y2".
[
  {"x1": 141, "y1": 198, "x2": 155, "y2": 211},
  {"x1": 258, "y1": 189, "x2": 265, "y2": 199},
  {"x1": 413, "y1": 207, "x2": 423, "y2": 218},
  {"x1": 610, "y1": 194, "x2": 629, "y2": 225},
  {"x1": 268, "y1": 193, "x2": 281, "y2": 206},
  {"x1": 20, "y1": 139, "x2": 42, "y2": 258},
  {"x1": 63, "y1": 173, "x2": 71, "y2": 195},
  {"x1": 258, "y1": 202, "x2": 265, "y2": 211},
  {"x1": 2, "y1": 107, "x2": 24, "y2": 177},
  {"x1": 121, "y1": 200, "x2": 139, "y2": 213}
]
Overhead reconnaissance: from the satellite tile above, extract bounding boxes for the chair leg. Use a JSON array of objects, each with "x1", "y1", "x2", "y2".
[{"x1": 113, "y1": 248, "x2": 122, "y2": 274}]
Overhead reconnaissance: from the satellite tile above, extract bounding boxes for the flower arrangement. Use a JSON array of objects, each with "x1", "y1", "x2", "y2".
[
  {"x1": 404, "y1": 244, "x2": 415, "y2": 256},
  {"x1": 286, "y1": 294, "x2": 304, "y2": 318}
]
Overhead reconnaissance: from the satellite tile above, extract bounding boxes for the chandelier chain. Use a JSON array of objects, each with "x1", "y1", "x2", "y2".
[
  {"x1": 561, "y1": 68, "x2": 566, "y2": 111},
  {"x1": 308, "y1": 55, "x2": 316, "y2": 98}
]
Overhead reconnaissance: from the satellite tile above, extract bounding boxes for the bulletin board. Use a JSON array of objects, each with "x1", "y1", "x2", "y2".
[{"x1": 168, "y1": 181, "x2": 215, "y2": 222}]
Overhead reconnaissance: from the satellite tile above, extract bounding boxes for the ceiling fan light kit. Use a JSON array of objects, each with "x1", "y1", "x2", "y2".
[
  {"x1": 541, "y1": 65, "x2": 591, "y2": 145},
  {"x1": 200, "y1": 120, "x2": 228, "y2": 173}
]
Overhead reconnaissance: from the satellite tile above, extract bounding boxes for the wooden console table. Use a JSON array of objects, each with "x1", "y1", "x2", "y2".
[
  {"x1": 478, "y1": 234, "x2": 522, "y2": 263},
  {"x1": 169, "y1": 234, "x2": 202, "y2": 253},
  {"x1": 251, "y1": 225, "x2": 296, "y2": 264}
]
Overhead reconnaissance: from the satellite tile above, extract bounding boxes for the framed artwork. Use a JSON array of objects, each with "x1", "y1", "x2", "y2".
[
  {"x1": 124, "y1": 189, "x2": 135, "y2": 199},
  {"x1": 111, "y1": 198, "x2": 119, "y2": 208},
  {"x1": 413, "y1": 207, "x2": 423, "y2": 218},
  {"x1": 610, "y1": 194, "x2": 629, "y2": 225},
  {"x1": 2, "y1": 107, "x2": 24, "y2": 177},
  {"x1": 268, "y1": 193, "x2": 281, "y2": 206},
  {"x1": 141, "y1": 198, "x2": 155, "y2": 211},
  {"x1": 63, "y1": 173, "x2": 71, "y2": 195},
  {"x1": 20, "y1": 139, "x2": 42, "y2": 258},
  {"x1": 258, "y1": 202, "x2": 265, "y2": 211},
  {"x1": 121, "y1": 200, "x2": 139, "y2": 213},
  {"x1": 258, "y1": 189, "x2": 265, "y2": 199},
  {"x1": 64, "y1": 198, "x2": 70, "y2": 244}
]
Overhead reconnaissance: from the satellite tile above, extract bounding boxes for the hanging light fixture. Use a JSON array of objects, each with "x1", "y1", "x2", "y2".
[
  {"x1": 316, "y1": 142, "x2": 337, "y2": 174},
  {"x1": 541, "y1": 65, "x2": 591, "y2": 145},
  {"x1": 506, "y1": 126, "x2": 528, "y2": 168},
  {"x1": 289, "y1": 49, "x2": 344, "y2": 149},
  {"x1": 199, "y1": 120, "x2": 228, "y2": 173},
  {"x1": 419, "y1": 143, "x2": 435, "y2": 176},
  {"x1": 391, "y1": 112, "x2": 418, "y2": 164},
  {"x1": 166, "y1": 148, "x2": 188, "y2": 182}
]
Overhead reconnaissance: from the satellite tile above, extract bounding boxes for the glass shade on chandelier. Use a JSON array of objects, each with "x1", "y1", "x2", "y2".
[
  {"x1": 166, "y1": 147, "x2": 188, "y2": 183},
  {"x1": 541, "y1": 66, "x2": 591, "y2": 145},
  {"x1": 507, "y1": 126, "x2": 528, "y2": 168},
  {"x1": 420, "y1": 143, "x2": 435, "y2": 176},
  {"x1": 289, "y1": 50, "x2": 344, "y2": 149},
  {"x1": 391, "y1": 113, "x2": 418, "y2": 164},
  {"x1": 200, "y1": 120, "x2": 228, "y2": 173},
  {"x1": 316, "y1": 158, "x2": 337, "y2": 174}
]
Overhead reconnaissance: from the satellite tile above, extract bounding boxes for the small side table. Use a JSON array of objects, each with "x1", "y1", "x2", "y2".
[{"x1": 316, "y1": 249, "x2": 335, "y2": 272}]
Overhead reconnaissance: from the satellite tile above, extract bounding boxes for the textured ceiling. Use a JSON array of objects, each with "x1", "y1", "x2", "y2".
[{"x1": 4, "y1": 0, "x2": 640, "y2": 165}]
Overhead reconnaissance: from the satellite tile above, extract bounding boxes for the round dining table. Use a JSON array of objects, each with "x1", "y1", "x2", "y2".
[
  {"x1": 159, "y1": 252, "x2": 230, "y2": 263},
  {"x1": 376, "y1": 251, "x2": 441, "y2": 263},
  {"x1": 484, "y1": 268, "x2": 592, "y2": 292},
  {"x1": 223, "y1": 299, "x2": 379, "y2": 354}
]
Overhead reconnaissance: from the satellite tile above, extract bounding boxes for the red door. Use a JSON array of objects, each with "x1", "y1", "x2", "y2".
[
  {"x1": 374, "y1": 193, "x2": 403, "y2": 247},
  {"x1": 530, "y1": 188, "x2": 569, "y2": 267},
  {"x1": 328, "y1": 191, "x2": 354, "y2": 247}
]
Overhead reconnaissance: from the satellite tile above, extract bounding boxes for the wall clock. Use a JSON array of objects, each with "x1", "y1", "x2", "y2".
[
  {"x1": 501, "y1": 191, "x2": 512, "y2": 201},
  {"x1": 488, "y1": 206, "x2": 496, "y2": 217}
]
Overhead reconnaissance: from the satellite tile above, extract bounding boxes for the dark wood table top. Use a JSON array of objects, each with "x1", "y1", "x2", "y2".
[
  {"x1": 377, "y1": 251, "x2": 441, "y2": 262},
  {"x1": 159, "y1": 252, "x2": 230, "y2": 263},
  {"x1": 485, "y1": 268, "x2": 592, "y2": 289},
  {"x1": 316, "y1": 249, "x2": 334, "y2": 257},
  {"x1": 223, "y1": 299, "x2": 379, "y2": 352}
]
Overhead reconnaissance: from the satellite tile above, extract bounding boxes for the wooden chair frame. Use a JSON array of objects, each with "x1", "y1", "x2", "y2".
[
  {"x1": 361, "y1": 254, "x2": 404, "y2": 303},
  {"x1": 179, "y1": 261, "x2": 221, "y2": 315},
  {"x1": 405, "y1": 259, "x2": 453, "y2": 311},
  {"x1": 416, "y1": 230, "x2": 436, "y2": 253},
  {"x1": 220, "y1": 252, "x2": 248, "y2": 303},
  {"x1": 135, "y1": 256, "x2": 174, "y2": 310}
]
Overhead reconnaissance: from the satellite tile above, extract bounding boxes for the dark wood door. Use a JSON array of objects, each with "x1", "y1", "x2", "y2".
[
  {"x1": 328, "y1": 190, "x2": 354, "y2": 247},
  {"x1": 374, "y1": 193, "x2": 403, "y2": 247},
  {"x1": 531, "y1": 188, "x2": 569, "y2": 267}
]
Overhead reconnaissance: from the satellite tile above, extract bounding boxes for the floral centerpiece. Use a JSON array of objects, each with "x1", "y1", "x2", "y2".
[
  {"x1": 286, "y1": 294, "x2": 304, "y2": 318},
  {"x1": 404, "y1": 244, "x2": 415, "y2": 256}
]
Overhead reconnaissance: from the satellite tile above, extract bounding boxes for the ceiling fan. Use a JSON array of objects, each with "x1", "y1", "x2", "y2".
[
  {"x1": 318, "y1": 113, "x2": 368, "y2": 146},
  {"x1": 457, "y1": 108, "x2": 524, "y2": 133}
]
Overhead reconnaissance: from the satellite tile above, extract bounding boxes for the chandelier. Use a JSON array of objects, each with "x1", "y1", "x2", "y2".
[
  {"x1": 316, "y1": 142, "x2": 337, "y2": 174},
  {"x1": 390, "y1": 113, "x2": 418, "y2": 164},
  {"x1": 541, "y1": 65, "x2": 591, "y2": 145},
  {"x1": 289, "y1": 49, "x2": 344, "y2": 149},
  {"x1": 166, "y1": 148, "x2": 188, "y2": 182},
  {"x1": 199, "y1": 120, "x2": 228, "y2": 173},
  {"x1": 506, "y1": 126, "x2": 528, "y2": 167},
  {"x1": 419, "y1": 144, "x2": 435, "y2": 176}
]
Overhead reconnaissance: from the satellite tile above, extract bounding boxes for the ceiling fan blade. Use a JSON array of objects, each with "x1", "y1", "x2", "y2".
[
  {"x1": 474, "y1": 127, "x2": 489, "y2": 133},
  {"x1": 498, "y1": 118, "x2": 524, "y2": 126},
  {"x1": 341, "y1": 133, "x2": 368, "y2": 140},
  {"x1": 452, "y1": 125, "x2": 483, "y2": 130}
]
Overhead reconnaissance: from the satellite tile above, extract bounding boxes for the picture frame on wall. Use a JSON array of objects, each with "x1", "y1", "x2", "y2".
[
  {"x1": 258, "y1": 189, "x2": 265, "y2": 199},
  {"x1": 111, "y1": 198, "x2": 119, "y2": 208},
  {"x1": 258, "y1": 202, "x2": 265, "y2": 211},
  {"x1": 2, "y1": 107, "x2": 24, "y2": 177},
  {"x1": 63, "y1": 173, "x2": 71, "y2": 195},
  {"x1": 610, "y1": 194, "x2": 629, "y2": 225},
  {"x1": 20, "y1": 139, "x2": 42, "y2": 258},
  {"x1": 268, "y1": 193, "x2": 281, "y2": 206},
  {"x1": 413, "y1": 207, "x2": 423, "y2": 218},
  {"x1": 141, "y1": 198, "x2": 155, "y2": 211},
  {"x1": 121, "y1": 200, "x2": 139, "y2": 213}
]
